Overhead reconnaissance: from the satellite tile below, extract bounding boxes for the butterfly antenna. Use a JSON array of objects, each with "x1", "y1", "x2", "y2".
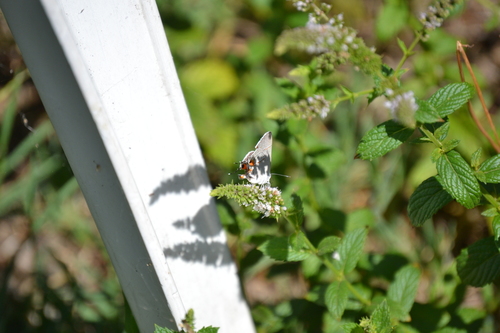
[{"x1": 271, "y1": 173, "x2": 290, "y2": 178}]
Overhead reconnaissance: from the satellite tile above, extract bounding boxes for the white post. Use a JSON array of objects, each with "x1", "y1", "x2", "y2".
[{"x1": 0, "y1": 0, "x2": 255, "y2": 332}]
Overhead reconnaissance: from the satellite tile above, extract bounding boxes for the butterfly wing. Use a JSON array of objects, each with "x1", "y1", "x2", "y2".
[
  {"x1": 249, "y1": 132, "x2": 272, "y2": 185},
  {"x1": 238, "y1": 132, "x2": 273, "y2": 185}
]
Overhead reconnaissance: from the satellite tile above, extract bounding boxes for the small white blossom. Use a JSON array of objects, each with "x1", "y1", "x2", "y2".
[{"x1": 386, "y1": 91, "x2": 418, "y2": 127}]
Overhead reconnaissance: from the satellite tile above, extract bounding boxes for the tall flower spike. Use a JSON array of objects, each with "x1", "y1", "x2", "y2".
[
  {"x1": 275, "y1": 12, "x2": 381, "y2": 76},
  {"x1": 268, "y1": 94, "x2": 331, "y2": 120},
  {"x1": 418, "y1": 0, "x2": 464, "y2": 41},
  {"x1": 211, "y1": 184, "x2": 287, "y2": 219}
]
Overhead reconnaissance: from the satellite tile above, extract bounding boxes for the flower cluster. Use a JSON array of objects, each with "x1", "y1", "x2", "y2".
[
  {"x1": 418, "y1": 0, "x2": 463, "y2": 40},
  {"x1": 291, "y1": 0, "x2": 313, "y2": 12},
  {"x1": 268, "y1": 94, "x2": 331, "y2": 120},
  {"x1": 289, "y1": 0, "x2": 332, "y2": 18},
  {"x1": 275, "y1": 12, "x2": 381, "y2": 76},
  {"x1": 211, "y1": 184, "x2": 287, "y2": 219},
  {"x1": 242, "y1": 185, "x2": 287, "y2": 218},
  {"x1": 384, "y1": 90, "x2": 418, "y2": 128}
]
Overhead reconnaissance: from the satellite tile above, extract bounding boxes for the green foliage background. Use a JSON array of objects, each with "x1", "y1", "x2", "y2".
[{"x1": 1, "y1": 0, "x2": 500, "y2": 332}]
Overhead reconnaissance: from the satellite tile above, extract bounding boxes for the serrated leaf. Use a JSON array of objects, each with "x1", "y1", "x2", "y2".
[
  {"x1": 428, "y1": 83, "x2": 474, "y2": 118},
  {"x1": 370, "y1": 300, "x2": 392, "y2": 333},
  {"x1": 387, "y1": 265, "x2": 420, "y2": 321},
  {"x1": 441, "y1": 139, "x2": 460, "y2": 153},
  {"x1": 325, "y1": 281, "x2": 349, "y2": 318},
  {"x1": 381, "y1": 64, "x2": 394, "y2": 77},
  {"x1": 338, "y1": 228, "x2": 368, "y2": 274},
  {"x1": 342, "y1": 323, "x2": 363, "y2": 333},
  {"x1": 493, "y1": 216, "x2": 500, "y2": 241},
  {"x1": 415, "y1": 99, "x2": 441, "y2": 123},
  {"x1": 317, "y1": 236, "x2": 342, "y2": 255},
  {"x1": 478, "y1": 154, "x2": 500, "y2": 183},
  {"x1": 408, "y1": 177, "x2": 453, "y2": 227},
  {"x1": 198, "y1": 327, "x2": 219, "y2": 333},
  {"x1": 436, "y1": 150, "x2": 481, "y2": 209},
  {"x1": 471, "y1": 148, "x2": 482, "y2": 169},
  {"x1": 431, "y1": 147, "x2": 443, "y2": 162},
  {"x1": 475, "y1": 170, "x2": 487, "y2": 183},
  {"x1": 153, "y1": 324, "x2": 177, "y2": 333},
  {"x1": 433, "y1": 121, "x2": 450, "y2": 141},
  {"x1": 258, "y1": 236, "x2": 311, "y2": 262},
  {"x1": 456, "y1": 236, "x2": 500, "y2": 286},
  {"x1": 291, "y1": 231, "x2": 310, "y2": 253},
  {"x1": 356, "y1": 120, "x2": 414, "y2": 160},
  {"x1": 481, "y1": 207, "x2": 498, "y2": 217},
  {"x1": 275, "y1": 77, "x2": 300, "y2": 99}
]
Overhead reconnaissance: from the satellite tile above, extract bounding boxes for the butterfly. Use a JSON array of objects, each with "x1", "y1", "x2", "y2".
[{"x1": 238, "y1": 132, "x2": 272, "y2": 185}]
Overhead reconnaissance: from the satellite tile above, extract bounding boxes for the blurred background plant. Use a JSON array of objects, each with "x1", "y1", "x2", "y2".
[{"x1": 1, "y1": 0, "x2": 500, "y2": 332}]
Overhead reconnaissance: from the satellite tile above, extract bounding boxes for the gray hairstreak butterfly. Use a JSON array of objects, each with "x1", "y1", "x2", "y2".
[{"x1": 238, "y1": 131, "x2": 272, "y2": 185}]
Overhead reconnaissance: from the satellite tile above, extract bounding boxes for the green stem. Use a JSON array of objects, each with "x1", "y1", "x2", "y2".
[
  {"x1": 481, "y1": 185, "x2": 500, "y2": 210},
  {"x1": 332, "y1": 88, "x2": 374, "y2": 107},
  {"x1": 419, "y1": 125, "x2": 443, "y2": 148},
  {"x1": 394, "y1": 32, "x2": 423, "y2": 73}
]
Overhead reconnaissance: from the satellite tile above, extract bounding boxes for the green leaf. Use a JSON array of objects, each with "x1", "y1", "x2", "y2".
[
  {"x1": 275, "y1": 77, "x2": 300, "y2": 99},
  {"x1": 431, "y1": 147, "x2": 443, "y2": 163},
  {"x1": 436, "y1": 150, "x2": 481, "y2": 209},
  {"x1": 325, "y1": 281, "x2": 349, "y2": 318},
  {"x1": 408, "y1": 177, "x2": 453, "y2": 227},
  {"x1": 478, "y1": 154, "x2": 500, "y2": 183},
  {"x1": 471, "y1": 148, "x2": 482, "y2": 169},
  {"x1": 457, "y1": 307, "x2": 487, "y2": 325},
  {"x1": 198, "y1": 327, "x2": 219, "y2": 333},
  {"x1": 493, "y1": 215, "x2": 500, "y2": 241},
  {"x1": 356, "y1": 120, "x2": 415, "y2": 160},
  {"x1": 428, "y1": 83, "x2": 474, "y2": 118},
  {"x1": 481, "y1": 207, "x2": 498, "y2": 217},
  {"x1": 370, "y1": 300, "x2": 392, "y2": 333},
  {"x1": 338, "y1": 228, "x2": 368, "y2": 274},
  {"x1": 251, "y1": 305, "x2": 283, "y2": 331},
  {"x1": 432, "y1": 121, "x2": 450, "y2": 141},
  {"x1": 415, "y1": 99, "x2": 441, "y2": 123},
  {"x1": 387, "y1": 265, "x2": 420, "y2": 321},
  {"x1": 342, "y1": 323, "x2": 363, "y2": 333},
  {"x1": 301, "y1": 255, "x2": 323, "y2": 278},
  {"x1": 397, "y1": 38, "x2": 408, "y2": 53},
  {"x1": 317, "y1": 236, "x2": 341, "y2": 255},
  {"x1": 457, "y1": 236, "x2": 500, "y2": 286},
  {"x1": 258, "y1": 235, "x2": 311, "y2": 262},
  {"x1": 153, "y1": 324, "x2": 177, "y2": 333},
  {"x1": 441, "y1": 139, "x2": 460, "y2": 153}
]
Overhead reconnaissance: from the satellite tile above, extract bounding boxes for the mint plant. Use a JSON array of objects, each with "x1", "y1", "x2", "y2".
[{"x1": 212, "y1": 0, "x2": 500, "y2": 331}]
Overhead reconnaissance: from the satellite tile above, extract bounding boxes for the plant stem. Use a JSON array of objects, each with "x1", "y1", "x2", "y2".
[
  {"x1": 419, "y1": 125, "x2": 443, "y2": 148},
  {"x1": 395, "y1": 32, "x2": 423, "y2": 73}
]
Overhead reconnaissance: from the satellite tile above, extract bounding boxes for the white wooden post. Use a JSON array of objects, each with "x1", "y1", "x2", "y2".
[{"x1": 0, "y1": 0, "x2": 255, "y2": 332}]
